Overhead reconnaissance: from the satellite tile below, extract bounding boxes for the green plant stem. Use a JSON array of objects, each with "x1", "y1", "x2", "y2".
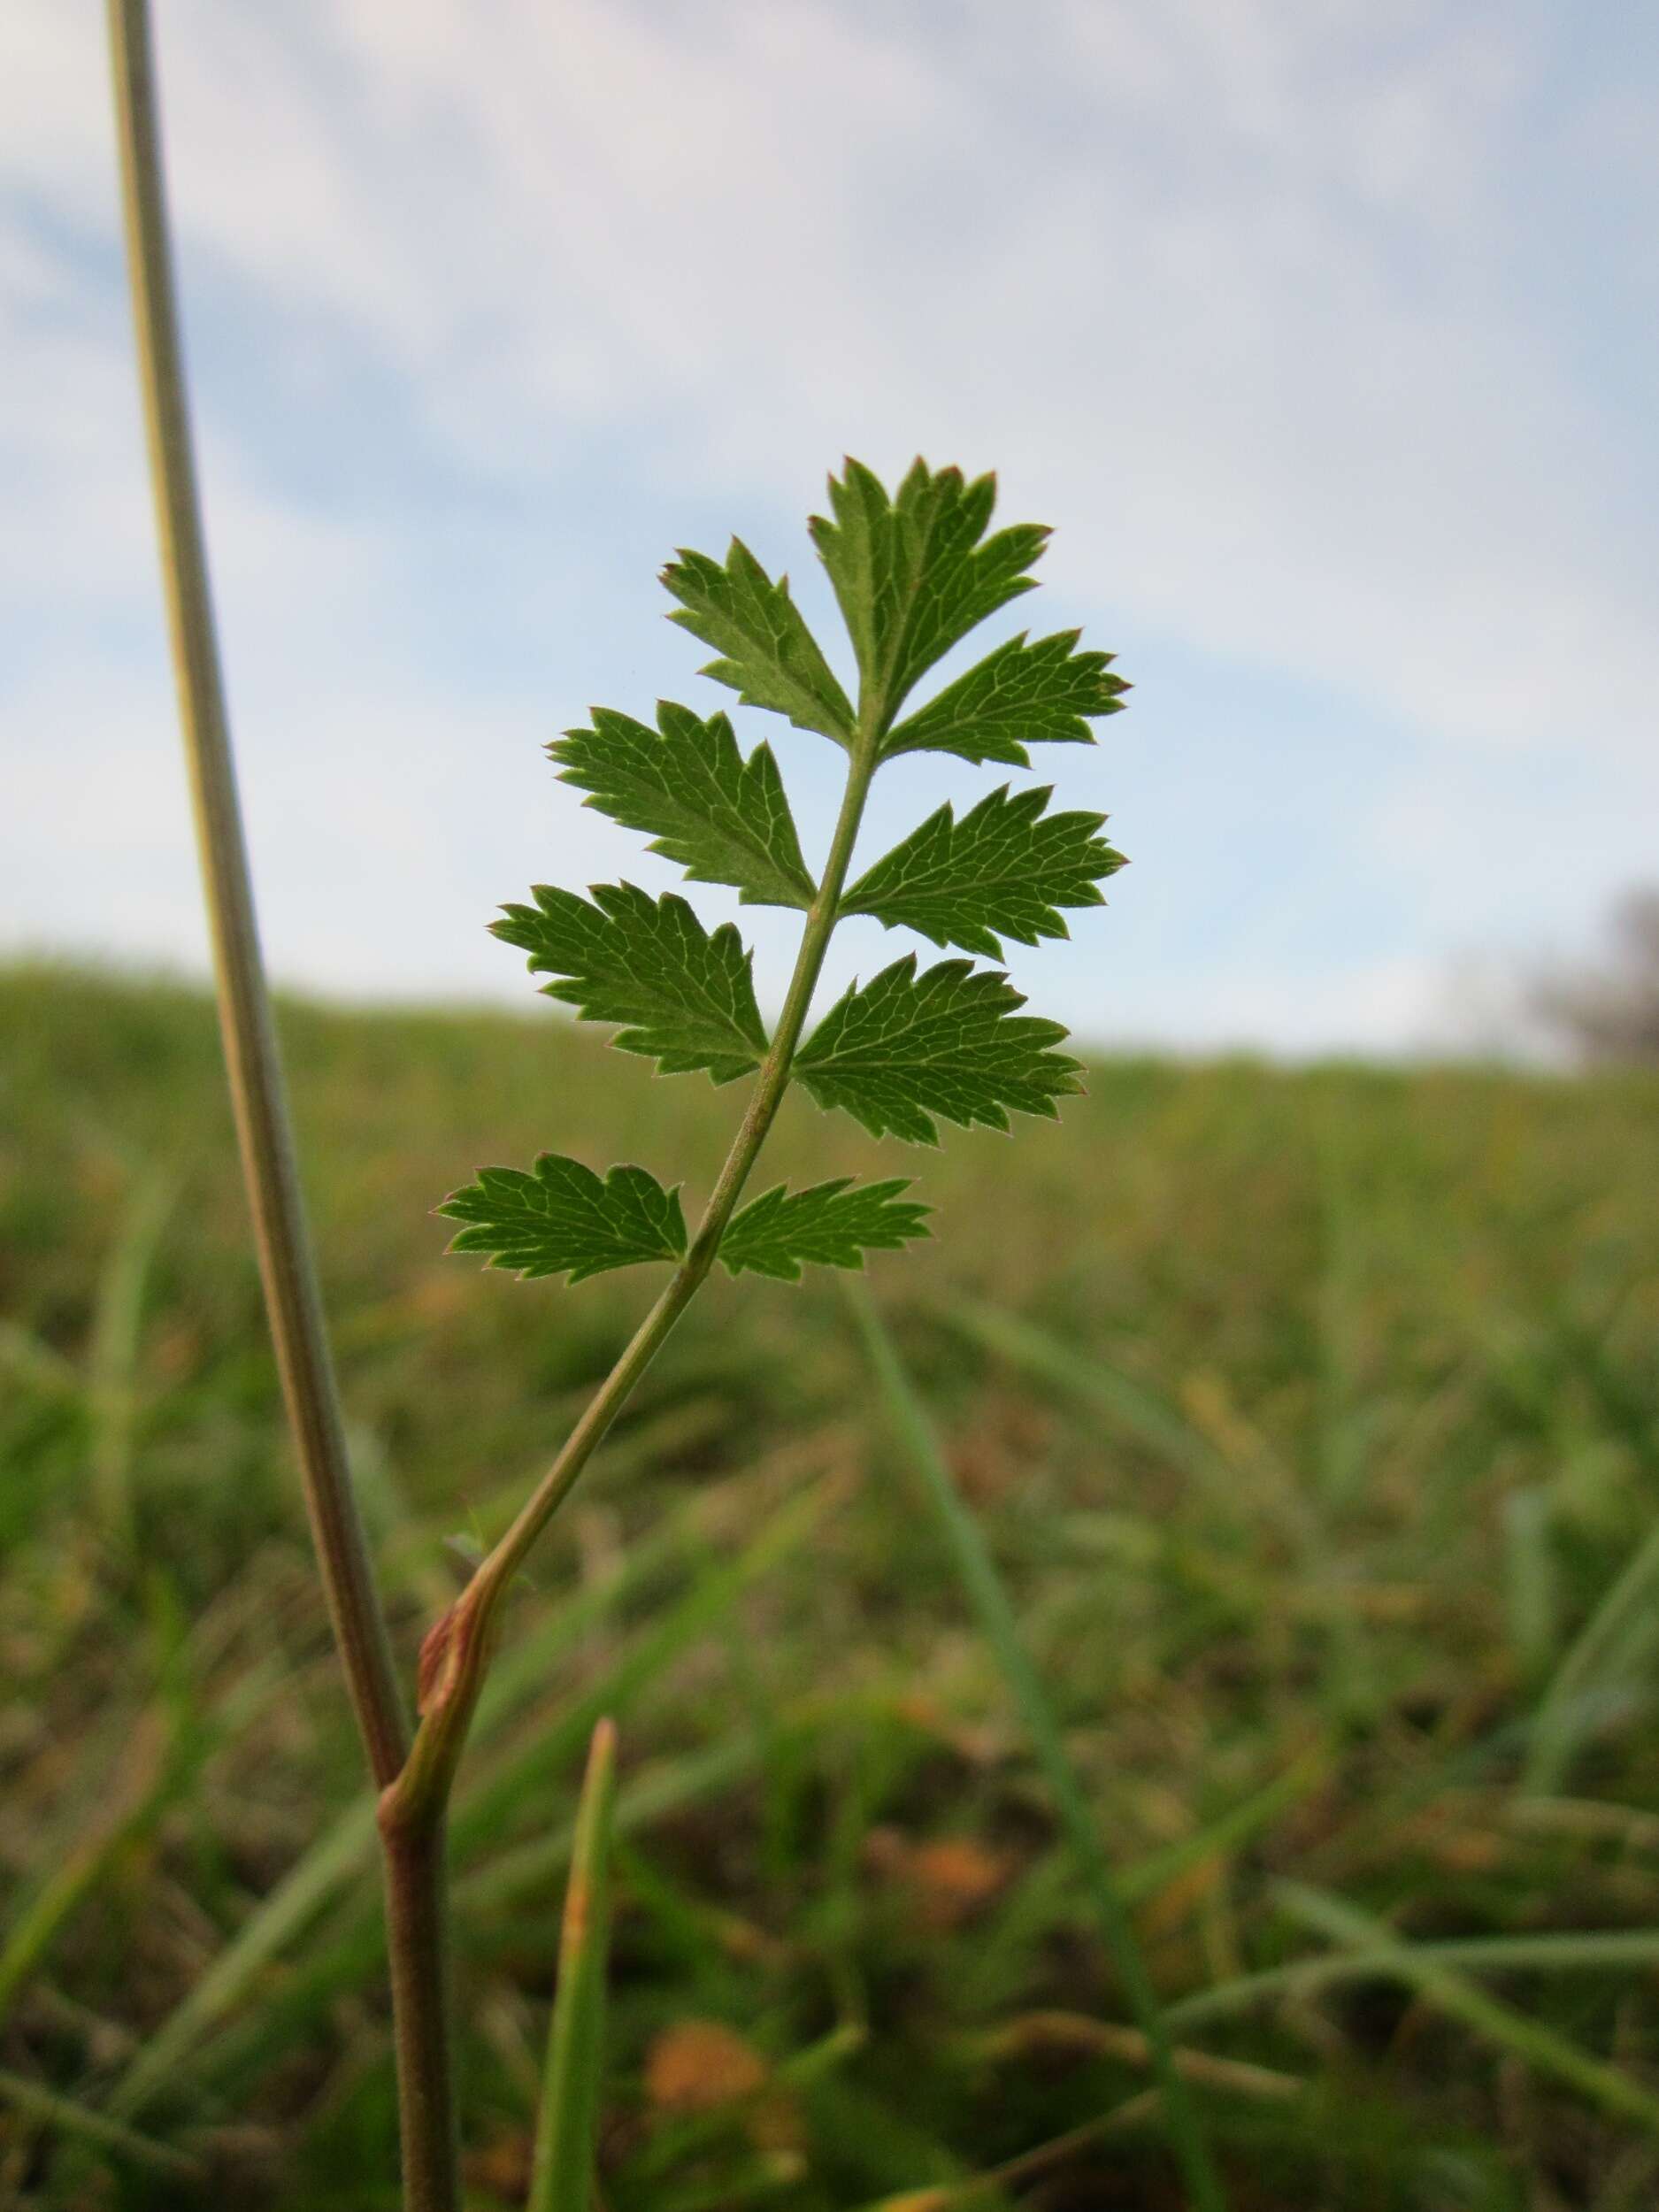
[
  {"x1": 380, "y1": 1816, "x2": 458, "y2": 2212},
  {"x1": 104, "y1": 0, "x2": 408, "y2": 1792},
  {"x1": 388, "y1": 735, "x2": 880, "y2": 1824},
  {"x1": 104, "y1": 0, "x2": 430, "y2": 2194},
  {"x1": 371, "y1": 731, "x2": 879, "y2": 2205}
]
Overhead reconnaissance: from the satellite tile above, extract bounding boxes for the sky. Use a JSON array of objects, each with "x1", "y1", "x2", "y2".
[{"x1": 3, "y1": 0, "x2": 1655, "y2": 1056}]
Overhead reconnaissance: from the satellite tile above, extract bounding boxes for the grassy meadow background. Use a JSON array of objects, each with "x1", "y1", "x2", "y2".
[{"x1": 3, "y1": 962, "x2": 1659, "y2": 2209}]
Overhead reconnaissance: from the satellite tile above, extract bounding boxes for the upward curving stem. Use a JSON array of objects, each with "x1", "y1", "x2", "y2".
[
  {"x1": 374, "y1": 715, "x2": 879, "y2": 2211},
  {"x1": 387, "y1": 726, "x2": 881, "y2": 1830}
]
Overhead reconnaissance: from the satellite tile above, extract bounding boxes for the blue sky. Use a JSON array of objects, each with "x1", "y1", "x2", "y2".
[{"x1": 3, "y1": 0, "x2": 1655, "y2": 1052}]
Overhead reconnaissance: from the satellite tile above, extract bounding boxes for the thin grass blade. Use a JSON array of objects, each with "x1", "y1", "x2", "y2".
[
  {"x1": 1168, "y1": 1925, "x2": 1659, "y2": 2036},
  {"x1": 87, "y1": 1164, "x2": 176, "y2": 1544},
  {"x1": 846, "y1": 1285, "x2": 1228, "y2": 2212},
  {"x1": 0, "y1": 1710, "x2": 176, "y2": 2033},
  {"x1": 1272, "y1": 1880, "x2": 1659, "y2": 2133},
  {"x1": 941, "y1": 1295, "x2": 1230, "y2": 1492},
  {"x1": 0, "y1": 2068, "x2": 203, "y2": 2182},
  {"x1": 529, "y1": 1717, "x2": 618, "y2": 2212},
  {"x1": 1525, "y1": 1517, "x2": 1659, "y2": 1794}
]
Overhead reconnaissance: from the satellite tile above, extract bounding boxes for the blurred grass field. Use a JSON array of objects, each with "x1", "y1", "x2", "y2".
[{"x1": 3, "y1": 961, "x2": 1659, "y2": 2210}]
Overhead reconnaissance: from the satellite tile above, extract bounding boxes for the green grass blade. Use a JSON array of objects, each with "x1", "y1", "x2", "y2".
[
  {"x1": 1525, "y1": 1516, "x2": 1659, "y2": 1795},
  {"x1": 199, "y1": 1741, "x2": 759, "y2": 2115},
  {"x1": 1120, "y1": 1747, "x2": 1329, "y2": 1907},
  {"x1": 109, "y1": 1791, "x2": 382, "y2": 2118},
  {"x1": 847, "y1": 1286, "x2": 1228, "y2": 2212},
  {"x1": 0, "y1": 2068, "x2": 203, "y2": 2181},
  {"x1": 0, "y1": 1318, "x2": 81, "y2": 1395},
  {"x1": 87, "y1": 1164, "x2": 176, "y2": 1545},
  {"x1": 941, "y1": 1294, "x2": 1231, "y2": 1492},
  {"x1": 1502, "y1": 1485, "x2": 1558, "y2": 1682},
  {"x1": 962, "y1": 1748, "x2": 1328, "y2": 2016},
  {"x1": 1271, "y1": 1881, "x2": 1659, "y2": 2133},
  {"x1": 460, "y1": 1739, "x2": 751, "y2": 1921},
  {"x1": 451, "y1": 1470, "x2": 846, "y2": 1856},
  {"x1": 0, "y1": 1724, "x2": 176, "y2": 2034},
  {"x1": 529, "y1": 1716, "x2": 618, "y2": 2212},
  {"x1": 1168, "y1": 1926, "x2": 1659, "y2": 2034},
  {"x1": 0, "y1": 1650, "x2": 278, "y2": 2052}
]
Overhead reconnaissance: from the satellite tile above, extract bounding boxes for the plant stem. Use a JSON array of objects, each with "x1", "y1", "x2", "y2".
[
  {"x1": 110, "y1": 35, "x2": 881, "y2": 2181},
  {"x1": 104, "y1": 3, "x2": 442, "y2": 2198},
  {"x1": 380, "y1": 1815, "x2": 459, "y2": 2211},
  {"x1": 104, "y1": 0, "x2": 409, "y2": 1792},
  {"x1": 369, "y1": 731, "x2": 877, "y2": 2207},
  {"x1": 386, "y1": 739, "x2": 880, "y2": 1817}
]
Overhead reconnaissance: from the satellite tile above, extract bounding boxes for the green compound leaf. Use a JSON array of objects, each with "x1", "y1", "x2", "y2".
[
  {"x1": 719, "y1": 1177, "x2": 932, "y2": 1282},
  {"x1": 809, "y1": 457, "x2": 1049, "y2": 728},
  {"x1": 795, "y1": 955, "x2": 1085, "y2": 1146},
  {"x1": 550, "y1": 702, "x2": 816, "y2": 912},
  {"x1": 493, "y1": 883, "x2": 767, "y2": 1085},
  {"x1": 662, "y1": 539, "x2": 856, "y2": 747},
  {"x1": 881, "y1": 628, "x2": 1129, "y2": 767},
  {"x1": 438, "y1": 1156, "x2": 687, "y2": 1283},
  {"x1": 842, "y1": 784, "x2": 1126, "y2": 961}
]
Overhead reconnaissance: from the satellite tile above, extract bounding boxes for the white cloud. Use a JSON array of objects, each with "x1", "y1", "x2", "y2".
[
  {"x1": 67, "y1": 0, "x2": 1643, "y2": 762},
  {"x1": 1, "y1": 0, "x2": 1655, "y2": 1051}
]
